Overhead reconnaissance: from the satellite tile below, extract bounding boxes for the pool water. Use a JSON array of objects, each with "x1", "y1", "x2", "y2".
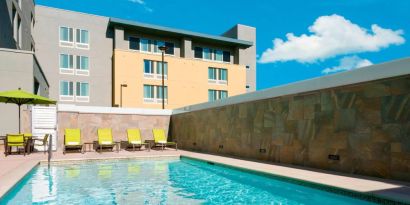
[{"x1": 0, "y1": 157, "x2": 376, "y2": 205}]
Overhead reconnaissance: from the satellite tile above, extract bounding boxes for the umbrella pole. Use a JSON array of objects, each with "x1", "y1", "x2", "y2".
[{"x1": 18, "y1": 104, "x2": 21, "y2": 133}]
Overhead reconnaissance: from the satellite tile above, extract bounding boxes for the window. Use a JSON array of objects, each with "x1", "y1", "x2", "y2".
[
  {"x1": 12, "y1": 6, "x2": 16, "y2": 42},
  {"x1": 220, "y1": 91, "x2": 228, "y2": 99},
  {"x1": 17, "y1": 15, "x2": 22, "y2": 48},
  {"x1": 208, "y1": 67, "x2": 227, "y2": 84},
  {"x1": 76, "y1": 56, "x2": 89, "y2": 70},
  {"x1": 76, "y1": 82, "x2": 89, "y2": 97},
  {"x1": 154, "y1": 40, "x2": 165, "y2": 53},
  {"x1": 60, "y1": 54, "x2": 74, "y2": 70},
  {"x1": 144, "y1": 60, "x2": 154, "y2": 74},
  {"x1": 129, "y1": 37, "x2": 140, "y2": 50},
  {"x1": 31, "y1": 13, "x2": 34, "y2": 30},
  {"x1": 208, "y1": 90, "x2": 217, "y2": 102},
  {"x1": 156, "y1": 86, "x2": 168, "y2": 100},
  {"x1": 218, "y1": 69, "x2": 227, "y2": 81},
  {"x1": 144, "y1": 85, "x2": 168, "y2": 103},
  {"x1": 203, "y1": 48, "x2": 212, "y2": 60},
  {"x1": 214, "y1": 50, "x2": 223, "y2": 61},
  {"x1": 34, "y1": 79, "x2": 40, "y2": 95},
  {"x1": 76, "y1": 29, "x2": 89, "y2": 44},
  {"x1": 156, "y1": 62, "x2": 168, "y2": 76},
  {"x1": 223, "y1": 51, "x2": 230, "y2": 62},
  {"x1": 194, "y1": 47, "x2": 203, "y2": 58},
  {"x1": 165, "y1": 42, "x2": 174, "y2": 55},
  {"x1": 208, "y1": 89, "x2": 227, "y2": 102},
  {"x1": 208, "y1": 67, "x2": 217, "y2": 80},
  {"x1": 60, "y1": 27, "x2": 73, "y2": 42},
  {"x1": 141, "y1": 38, "x2": 151, "y2": 52},
  {"x1": 60, "y1": 81, "x2": 73, "y2": 97},
  {"x1": 143, "y1": 85, "x2": 154, "y2": 99}
]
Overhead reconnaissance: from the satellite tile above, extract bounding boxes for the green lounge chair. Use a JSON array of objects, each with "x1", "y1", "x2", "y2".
[
  {"x1": 97, "y1": 128, "x2": 115, "y2": 152},
  {"x1": 127, "y1": 129, "x2": 149, "y2": 151},
  {"x1": 152, "y1": 129, "x2": 177, "y2": 151},
  {"x1": 5, "y1": 134, "x2": 26, "y2": 156},
  {"x1": 64, "y1": 129, "x2": 83, "y2": 154}
]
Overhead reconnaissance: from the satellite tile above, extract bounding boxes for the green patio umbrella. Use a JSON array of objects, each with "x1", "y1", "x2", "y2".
[{"x1": 0, "y1": 88, "x2": 56, "y2": 133}]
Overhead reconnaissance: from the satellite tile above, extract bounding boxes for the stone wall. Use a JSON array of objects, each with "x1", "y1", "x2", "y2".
[
  {"x1": 171, "y1": 75, "x2": 410, "y2": 181},
  {"x1": 57, "y1": 112, "x2": 170, "y2": 150}
]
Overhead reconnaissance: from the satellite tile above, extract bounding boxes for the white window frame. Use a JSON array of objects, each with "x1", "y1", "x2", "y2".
[
  {"x1": 75, "y1": 28, "x2": 90, "y2": 49},
  {"x1": 59, "y1": 53, "x2": 74, "y2": 75},
  {"x1": 208, "y1": 89, "x2": 228, "y2": 102},
  {"x1": 59, "y1": 26, "x2": 74, "y2": 47},
  {"x1": 143, "y1": 85, "x2": 168, "y2": 104},
  {"x1": 75, "y1": 82, "x2": 90, "y2": 102},
  {"x1": 208, "y1": 67, "x2": 227, "y2": 85},
  {"x1": 59, "y1": 80, "x2": 74, "y2": 101},
  {"x1": 143, "y1": 60, "x2": 168, "y2": 80},
  {"x1": 75, "y1": 55, "x2": 90, "y2": 76}
]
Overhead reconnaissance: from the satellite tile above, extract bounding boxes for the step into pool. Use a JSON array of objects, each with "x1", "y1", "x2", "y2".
[{"x1": 0, "y1": 157, "x2": 389, "y2": 204}]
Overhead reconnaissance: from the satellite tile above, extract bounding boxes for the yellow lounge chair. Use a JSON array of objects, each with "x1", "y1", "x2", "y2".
[
  {"x1": 97, "y1": 128, "x2": 116, "y2": 152},
  {"x1": 152, "y1": 129, "x2": 177, "y2": 151},
  {"x1": 5, "y1": 134, "x2": 26, "y2": 156},
  {"x1": 127, "y1": 129, "x2": 149, "y2": 151},
  {"x1": 64, "y1": 129, "x2": 83, "y2": 154}
]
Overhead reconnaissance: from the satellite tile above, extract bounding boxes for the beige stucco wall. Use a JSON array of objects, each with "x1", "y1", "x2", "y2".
[{"x1": 113, "y1": 49, "x2": 247, "y2": 109}]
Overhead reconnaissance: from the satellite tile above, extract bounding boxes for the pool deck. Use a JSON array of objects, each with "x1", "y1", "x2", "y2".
[{"x1": 0, "y1": 149, "x2": 409, "y2": 203}]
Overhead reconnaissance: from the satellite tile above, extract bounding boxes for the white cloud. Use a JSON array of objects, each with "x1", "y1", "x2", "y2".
[
  {"x1": 322, "y1": 56, "x2": 373, "y2": 74},
  {"x1": 259, "y1": 14, "x2": 405, "y2": 63},
  {"x1": 129, "y1": 0, "x2": 145, "y2": 4},
  {"x1": 128, "y1": 0, "x2": 153, "y2": 12}
]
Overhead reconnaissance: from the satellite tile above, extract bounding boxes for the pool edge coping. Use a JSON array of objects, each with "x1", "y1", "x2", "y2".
[
  {"x1": 1, "y1": 153, "x2": 408, "y2": 204},
  {"x1": 180, "y1": 155, "x2": 410, "y2": 205},
  {"x1": 0, "y1": 160, "x2": 40, "y2": 200}
]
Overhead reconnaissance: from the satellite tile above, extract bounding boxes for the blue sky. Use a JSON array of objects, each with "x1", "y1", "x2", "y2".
[{"x1": 37, "y1": 0, "x2": 410, "y2": 90}]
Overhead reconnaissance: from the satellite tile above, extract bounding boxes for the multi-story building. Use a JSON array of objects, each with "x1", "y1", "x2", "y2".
[
  {"x1": 33, "y1": 6, "x2": 256, "y2": 109},
  {"x1": 111, "y1": 18, "x2": 255, "y2": 109},
  {"x1": 0, "y1": 0, "x2": 49, "y2": 134},
  {"x1": 34, "y1": 6, "x2": 113, "y2": 107}
]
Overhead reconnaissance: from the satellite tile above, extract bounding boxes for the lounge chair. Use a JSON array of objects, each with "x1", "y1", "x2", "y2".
[
  {"x1": 152, "y1": 129, "x2": 177, "y2": 151},
  {"x1": 33, "y1": 134, "x2": 50, "y2": 154},
  {"x1": 64, "y1": 129, "x2": 83, "y2": 154},
  {"x1": 5, "y1": 134, "x2": 26, "y2": 156},
  {"x1": 97, "y1": 128, "x2": 115, "y2": 152},
  {"x1": 127, "y1": 129, "x2": 149, "y2": 151}
]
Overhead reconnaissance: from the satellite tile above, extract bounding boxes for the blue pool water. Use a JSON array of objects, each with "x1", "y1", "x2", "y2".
[{"x1": 0, "y1": 157, "x2": 376, "y2": 205}]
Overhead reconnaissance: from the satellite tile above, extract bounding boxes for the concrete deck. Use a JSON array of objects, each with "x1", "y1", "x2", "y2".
[{"x1": 0, "y1": 150, "x2": 409, "y2": 203}]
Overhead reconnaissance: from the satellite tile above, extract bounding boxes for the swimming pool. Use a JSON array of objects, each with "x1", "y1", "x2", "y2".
[{"x1": 0, "y1": 157, "x2": 379, "y2": 204}]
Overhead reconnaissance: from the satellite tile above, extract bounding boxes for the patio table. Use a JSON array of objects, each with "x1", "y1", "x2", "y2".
[
  {"x1": 145, "y1": 140, "x2": 154, "y2": 152},
  {"x1": 83, "y1": 142, "x2": 94, "y2": 153}
]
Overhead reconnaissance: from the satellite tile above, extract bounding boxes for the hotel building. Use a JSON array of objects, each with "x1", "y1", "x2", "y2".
[{"x1": 33, "y1": 6, "x2": 256, "y2": 109}]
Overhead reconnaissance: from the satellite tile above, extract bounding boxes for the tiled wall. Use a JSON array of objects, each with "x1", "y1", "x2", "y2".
[
  {"x1": 171, "y1": 75, "x2": 410, "y2": 181},
  {"x1": 57, "y1": 112, "x2": 170, "y2": 150}
]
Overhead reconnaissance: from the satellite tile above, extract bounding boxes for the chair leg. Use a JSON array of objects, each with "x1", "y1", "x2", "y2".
[{"x1": 176, "y1": 143, "x2": 178, "y2": 151}]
